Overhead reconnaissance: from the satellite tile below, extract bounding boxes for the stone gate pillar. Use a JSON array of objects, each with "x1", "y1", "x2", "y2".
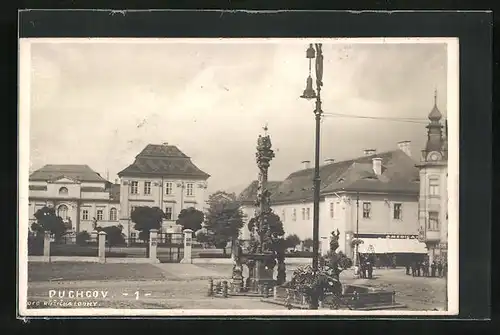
[
  {"x1": 98, "y1": 231, "x2": 107, "y2": 263},
  {"x1": 43, "y1": 231, "x2": 51, "y2": 262},
  {"x1": 180, "y1": 229, "x2": 193, "y2": 264},
  {"x1": 149, "y1": 229, "x2": 159, "y2": 263}
]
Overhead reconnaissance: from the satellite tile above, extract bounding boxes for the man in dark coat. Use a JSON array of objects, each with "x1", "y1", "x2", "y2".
[
  {"x1": 367, "y1": 260, "x2": 373, "y2": 279},
  {"x1": 431, "y1": 261, "x2": 437, "y2": 277},
  {"x1": 437, "y1": 261, "x2": 443, "y2": 277}
]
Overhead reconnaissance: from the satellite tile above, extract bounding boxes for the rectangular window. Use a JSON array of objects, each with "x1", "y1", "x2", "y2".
[
  {"x1": 130, "y1": 206, "x2": 137, "y2": 216},
  {"x1": 330, "y1": 202, "x2": 334, "y2": 218},
  {"x1": 82, "y1": 209, "x2": 89, "y2": 221},
  {"x1": 130, "y1": 232, "x2": 137, "y2": 238},
  {"x1": 165, "y1": 182, "x2": 173, "y2": 195},
  {"x1": 393, "y1": 203, "x2": 403, "y2": 220},
  {"x1": 301, "y1": 208, "x2": 306, "y2": 220},
  {"x1": 306, "y1": 208, "x2": 311, "y2": 220},
  {"x1": 362, "y1": 202, "x2": 371, "y2": 219},
  {"x1": 186, "y1": 183, "x2": 194, "y2": 196},
  {"x1": 130, "y1": 181, "x2": 139, "y2": 194},
  {"x1": 292, "y1": 209, "x2": 297, "y2": 221},
  {"x1": 144, "y1": 181, "x2": 151, "y2": 195},
  {"x1": 165, "y1": 207, "x2": 173, "y2": 220},
  {"x1": 96, "y1": 209, "x2": 104, "y2": 221},
  {"x1": 429, "y1": 178, "x2": 439, "y2": 196},
  {"x1": 109, "y1": 208, "x2": 117, "y2": 221},
  {"x1": 428, "y1": 211, "x2": 439, "y2": 230}
]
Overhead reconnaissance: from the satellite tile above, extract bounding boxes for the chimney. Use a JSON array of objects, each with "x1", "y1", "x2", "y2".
[
  {"x1": 397, "y1": 140, "x2": 411, "y2": 157},
  {"x1": 363, "y1": 149, "x2": 376, "y2": 156},
  {"x1": 324, "y1": 159, "x2": 335, "y2": 164},
  {"x1": 372, "y1": 157, "x2": 383, "y2": 175},
  {"x1": 301, "y1": 160, "x2": 311, "y2": 169},
  {"x1": 115, "y1": 178, "x2": 119, "y2": 185}
]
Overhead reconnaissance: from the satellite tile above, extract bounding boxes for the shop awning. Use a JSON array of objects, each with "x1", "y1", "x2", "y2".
[
  {"x1": 387, "y1": 238, "x2": 427, "y2": 254},
  {"x1": 357, "y1": 238, "x2": 388, "y2": 254},
  {"x1": 357, "y1": 238, "x2": 427, "y2": 254}
]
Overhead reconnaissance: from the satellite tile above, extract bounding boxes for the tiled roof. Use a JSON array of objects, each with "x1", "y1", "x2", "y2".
[
  {"x1": 237, "y1": 180, "x2": 282, "y2": 204},
  {"x1": 29, "y1": 165, "x2": 108, "y2": 182},
  {"x1": 118, "y1": 144, "x2": 210, "y2": 179},
  {"x1": 238, "y1": 150, "x2": 420, "y2": 205}
]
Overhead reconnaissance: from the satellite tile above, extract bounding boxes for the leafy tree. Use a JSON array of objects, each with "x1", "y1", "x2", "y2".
[
  {"x1": 204, "y1": 201, "x2": 244, "y2": 254},
  {"x1": 303, "y1": 238, "x2": 314, "y2": 250},
  {"x1": 285, "y1": 234, "x2": 301, "y2": 249},
  {"x1": 95, "y1": 225, "x2": 126, "y2": 252},
  {"x1": 31, "y1": 206, "x2": 67, "y2": 242},
  {"x1": 176, "y1": 207, "x2": 204, "y2": 233},
  {"x1": 130, "y1": 206, "x2": 165, "y2": 257}
]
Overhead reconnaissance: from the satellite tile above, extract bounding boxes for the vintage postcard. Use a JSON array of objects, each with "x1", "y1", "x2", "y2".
[{"x1": 18, "y1": 37, "x2": 459, "y2": 317}]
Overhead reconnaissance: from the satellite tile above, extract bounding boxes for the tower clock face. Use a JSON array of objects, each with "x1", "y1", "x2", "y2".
[{"x1": 427, "y1": 151, "x2": 441, "y2": 161}]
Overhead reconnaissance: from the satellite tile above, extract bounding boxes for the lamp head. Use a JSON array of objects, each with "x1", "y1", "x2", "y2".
[
  {"x1": 306, "y1": 44, "x2": 316, "y2": 59},
  {"x1": 300, "y1": 75, "x2": 317, "y2": 100}
]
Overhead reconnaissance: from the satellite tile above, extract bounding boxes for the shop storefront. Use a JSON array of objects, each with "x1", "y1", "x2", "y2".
[{"x1": 356, "y1": 233, "x2": 428, "y2": 267}]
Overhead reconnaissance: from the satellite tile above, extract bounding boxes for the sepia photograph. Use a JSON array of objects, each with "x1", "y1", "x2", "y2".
[{"x1": 18, "y1": 37, "x2": 459, "y2": 316}]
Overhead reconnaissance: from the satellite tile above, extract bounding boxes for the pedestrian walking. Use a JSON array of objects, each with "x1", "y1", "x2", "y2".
[
  {"x1": 416, "y1": 261, "x2": 421, "y2": 277},
  {"x1": 437, "y1": 261, "x2": 443, "y2": 277},
  {"x1": 411, "y1": 261, "x2": 417, "y2": 277},
  {"x1": 405, "y1": 262, "x2": 410, "y2": 275},
  {"x1": 431, "y1": 261, "x2": 437, "y2": 277},
  {"x1": 443, "y1": 261, "x2": 447, "y2": 278}
]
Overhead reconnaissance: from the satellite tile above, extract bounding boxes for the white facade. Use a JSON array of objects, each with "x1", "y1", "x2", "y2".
[
  {"x1": 240, "y1": 191, "x2": 419, "y2": 257},
  {"x1": 119, "y1": 176, "x2": 209, "y2": 236},
  {"x1": 28, "y1": 176, "x2": 120, "y2": 234},
  {"x1": 418, "y1": 161, "x2": 448, "y2": 263}
]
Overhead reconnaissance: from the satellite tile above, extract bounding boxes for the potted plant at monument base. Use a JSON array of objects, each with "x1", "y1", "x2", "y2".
[{"x1": 281, "y1": 230, "x2": 353, "y2": 309}]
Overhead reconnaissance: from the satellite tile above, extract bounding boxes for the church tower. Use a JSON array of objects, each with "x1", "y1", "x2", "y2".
[{"x1": 417, "y1": 90, "x2": 448, "y2": 266}]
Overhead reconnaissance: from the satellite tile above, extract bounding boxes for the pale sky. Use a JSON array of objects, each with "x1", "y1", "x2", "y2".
[{"x1": 27, "y1": 39, "x2": 448, "y2": 195}]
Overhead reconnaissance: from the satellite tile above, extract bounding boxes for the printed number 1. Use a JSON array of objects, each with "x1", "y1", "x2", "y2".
[{"x1": 135, "y1": 291, "x2": 139, "y2": 300}]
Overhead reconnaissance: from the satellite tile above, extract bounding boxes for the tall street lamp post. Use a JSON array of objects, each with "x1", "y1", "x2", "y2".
[
  {"x1": 300, "y1": 43, "x2": 324, "y2": 310},
  {"x1": 356, "y1": 193, "x2": 360, "y2": 266}
]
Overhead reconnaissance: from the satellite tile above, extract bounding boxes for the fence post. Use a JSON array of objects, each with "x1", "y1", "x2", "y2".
[
  {"x1": 43, "y1": 231, "x2": 51, "y2": 262},
  {"x1": 149, "y1": 229, "x2": 159, "y2": 263},
  {"x1": 98, "y1": 231, "x2": 107, "y2": 263},
  {"x1": 180, "y1": 229, "x2": 193, "y2": 264}
]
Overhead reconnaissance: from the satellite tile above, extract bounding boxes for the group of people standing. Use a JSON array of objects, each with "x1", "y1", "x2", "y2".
[
  {"x1": 406, "y1": 259, "x2": 447, "y2": 278},
  {"x1": 356, "y1": 254, "x2": 375, "y2": 279}
]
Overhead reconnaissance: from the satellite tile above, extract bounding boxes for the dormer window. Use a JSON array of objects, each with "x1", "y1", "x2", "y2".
[{"x1": 59, "y1": 187, "x2": 68, "y2": 195}]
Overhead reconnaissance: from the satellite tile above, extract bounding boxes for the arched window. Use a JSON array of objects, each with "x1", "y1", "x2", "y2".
[
  {"x1": 110, "y1": 208, "x2": 117, "y2": 221},
  {"x1": 57, "y1": 204, "x2": 68, "y2": 220},
  {"x1": 59, "y1": 187, "x2": 68, "y2": 195}
]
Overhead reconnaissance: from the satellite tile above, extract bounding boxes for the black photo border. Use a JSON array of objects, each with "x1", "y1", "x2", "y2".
[{"x1": 14, "y1": 9, "x2": 492, "y2": 325}]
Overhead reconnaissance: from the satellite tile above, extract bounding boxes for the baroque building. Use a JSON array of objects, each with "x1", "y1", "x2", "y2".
[
  {"x1": 117, "y1": 143, "x2": 210, "y2": 238},
  {"x1": 238, "y1": 142, "x2": 427, "y2": 265},
  {"x1": 416, "y1": 92, "x2": 448, "y2": 264},
  {"x1": 28, "y1": 165, "x2": 120, "y2": 234}
]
